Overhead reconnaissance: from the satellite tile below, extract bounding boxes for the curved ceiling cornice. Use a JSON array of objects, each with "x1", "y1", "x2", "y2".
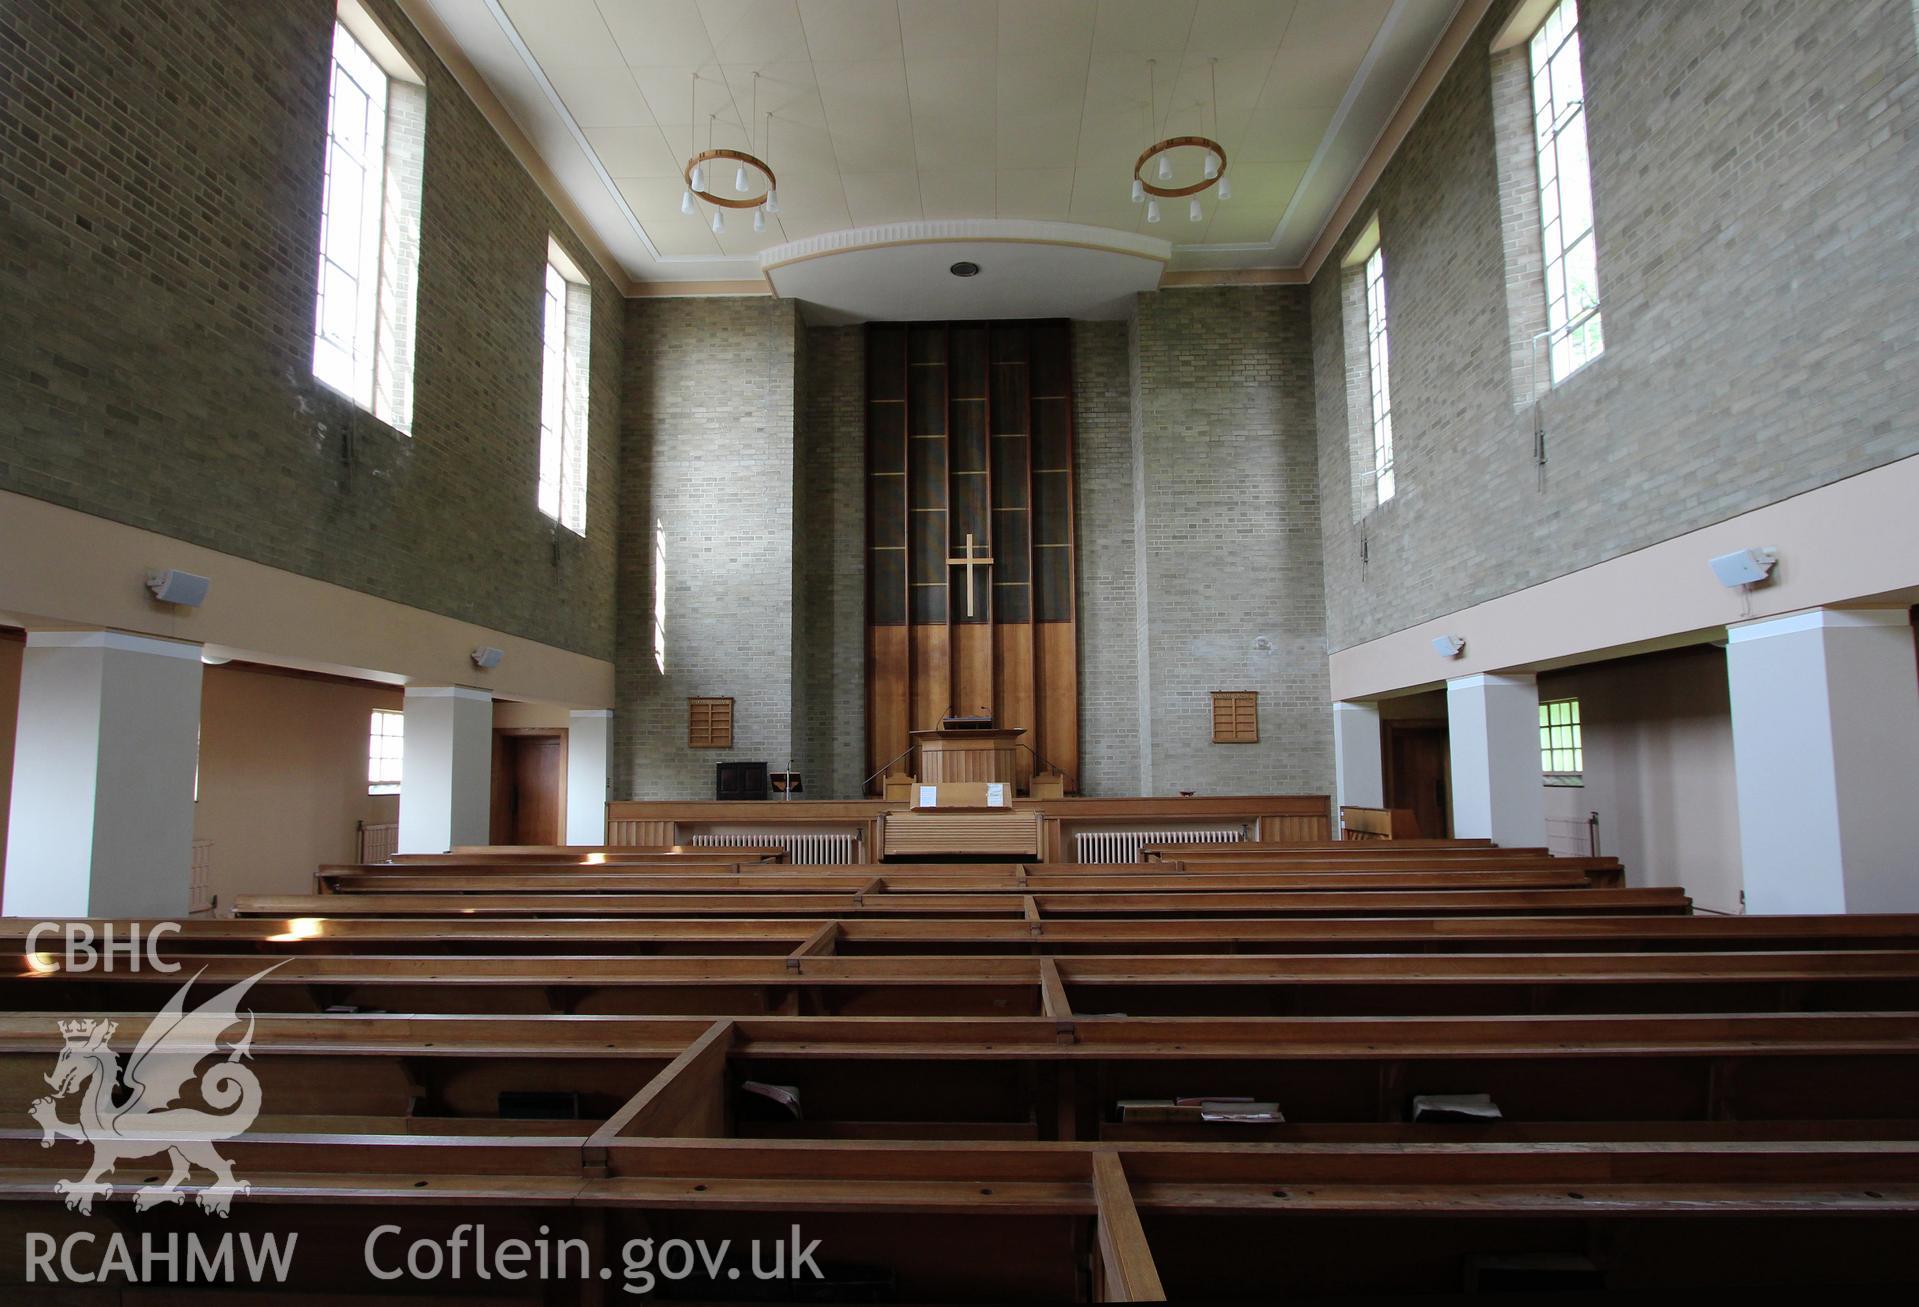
[{"x1": 763, "y1": 221, "x2": 1170, "y2": 323}]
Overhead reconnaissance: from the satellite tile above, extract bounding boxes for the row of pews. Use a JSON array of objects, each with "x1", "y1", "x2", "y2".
[{"x1": 3, "y1": 838, "x2": 1917, "y2": 1299}]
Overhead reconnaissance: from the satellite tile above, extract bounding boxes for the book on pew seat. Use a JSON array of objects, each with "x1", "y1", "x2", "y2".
[
  {"x1": 1411, "y1": 1092, "x2": 1502, "y2": 1123},
  {"x1": 1118, "y1": 1097, "x2": 1283, "y2": 1123}
]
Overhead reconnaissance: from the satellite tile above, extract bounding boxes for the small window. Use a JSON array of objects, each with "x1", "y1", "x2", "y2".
[
  {"x1": 1211, "y1": 691, "x2": 1259, "y2": 744},
  {"x1": 368, "y1": 708, "x2": 404, "y2": 794},
  {"x1": 538, "y1": 241, "x2": 592, "y2": 535},
  {"x1": 1363, "y1": 246, "x2": 1395, "y2": 504},
  {"x1": 688, "y1": 697, "x2": 734, "y2": 749},
  {"x1": 1540, "y1": 697, "x2": 1583, "y2": 782},
  {"x1": 1530, "y1": 0, "x2": 1603, "y2": 381}
]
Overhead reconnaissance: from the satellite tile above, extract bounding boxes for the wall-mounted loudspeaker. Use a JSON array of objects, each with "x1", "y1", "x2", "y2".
[
  {"x1": 471, "y1": 646, "x2": 505, "y2": 670},
  {"x1": 1431, "y1": 634, "x2": 1466, "y2": 659},
  {"x1": 1709, "y1": 547, "x2": 1778, "y2": 588},
  {"x1": 146, "y1": 569, "x2": 210, "y2": 607}
]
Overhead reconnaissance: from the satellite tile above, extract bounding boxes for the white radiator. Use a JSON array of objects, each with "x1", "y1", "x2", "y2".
[
  {"x1": 358, "y1": 821, "x2": 399, "y2": 864},
  {"x1": 190, "y1": 839, "x2": 214, "y2": 914},
  {"x1": 690, "y1": 832, "x2": 860, "y2": 866},
  {"x1": 1074, "y1": 829, "x2": 1243, "y2": 864}
]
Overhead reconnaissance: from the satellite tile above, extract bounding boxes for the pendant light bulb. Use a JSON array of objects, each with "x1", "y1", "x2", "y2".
[
  {"x1": 734, "y1": 163, "x2": 749, "y2": 193},
  {"x1": 1130, "y1": 177, "x2": 1144, "y2": 204},
  {"x1": 753, "y1": 206, "x2": 766, "y2": 232},
  {"x1": 1204, "y1": 151, "x2": 1219, "y2": 179},
  {"x1": 1188, "y1": 197, "x2": 1202, "y2": 222},
  {"x1": 1156, "y1": 153, "x2": 1173, "y2": 182},
  {"x1": 1218, "y1": 173, "x2": 1232, "y2": 201},
  {"x1": 691, "y1": 162, "x2": 706, "y2": 191},
  {"x1": 680, "y1": 189, "x2": 695, "y2": 216},
  {"x1": 765, "y1": 187, "x2": 780, "y2": 214},
  {"x1": 711, "y1": 208, "x2": 725, "y2": 234},
  {"x1": 1146, "y1": 198, "x2": 1161, "y2": 224}
]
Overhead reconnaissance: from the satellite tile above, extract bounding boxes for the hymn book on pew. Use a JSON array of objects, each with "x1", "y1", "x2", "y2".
[{"x1": 1119, "y1": 1097, "x2": 1285, "y2": 1123}]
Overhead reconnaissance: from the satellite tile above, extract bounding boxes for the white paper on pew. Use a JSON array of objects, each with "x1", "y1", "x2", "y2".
[
  {"x1": 741, "y1": 1080, "x2": 803, "y2": 1119},
  {"x1": 1412, "y1": 1093, "x2": 1502, "y2": 1121}
]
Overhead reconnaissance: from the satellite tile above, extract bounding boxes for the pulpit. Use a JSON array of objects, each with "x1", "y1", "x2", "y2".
[{"x1": 910, "y1": 728, "x2": 1024, "y2": 787}]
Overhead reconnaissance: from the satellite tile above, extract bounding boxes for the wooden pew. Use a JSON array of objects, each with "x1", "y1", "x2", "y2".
[
  {"x1": 5, "y1": 1129, "x2": 1909, "y2": 1297},
  {"x1": 1339, "y1": 805, "x2": 1423, "y2": 840},
  {"x1": 388, "y1": 845, "x2": 788, "y2": 864},
  {"x1": 12, "y1": 913, "x2": 1919, "y2": 958},
  {"x1": 234, "y1": 887, "x2": 1693, "y2": 919},
  {"x1": 3, "y1": 1010, "x2": 1918, "y2": 1134},
  {"x1": 313, "y1": 867, "x2": 1605, "y2": 895},
  {"x1": 13, "y1": 948, "x2": 1919, "y2": 1019},
  {"x1": 1143, "y1": 839, "x2": 1497, "y2": 859}
]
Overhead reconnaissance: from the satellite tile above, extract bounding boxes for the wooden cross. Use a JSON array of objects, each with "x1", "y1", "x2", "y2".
[{"x1": 945, "y1": 532, "x2": 995, "y2": 618}]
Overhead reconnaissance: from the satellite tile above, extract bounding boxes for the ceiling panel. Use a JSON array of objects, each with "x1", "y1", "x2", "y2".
[
  {"x1": 1282, "y1": 0, "x2": 1396, "y2": 62},
  {"x1": 1188, "y1": 0, "x2": 1300, "y2": 53},
  {"x1": 500, "y1": 0, "x2": 625, "y2": 68},
  {"x1": 797, "y1": 0, "x2": 906, "y2": 61},
  {"x1": 543, "y1": 63, "x2": 655, "y2": 127},
  {"x1": 617, "y1": 175, "x2": 699, "y2": 222},
  {"x1": 1258, "y1": 44, "x2": 1370, "y2": 111},
  {"x1": 696, "y1": 0, "x2": 810, "y2": 65},
  {"x1": 997, "y1": 0, "x2": 1096, "y2": 56},
  {"x1": 584, "y1": 125, "x2": 682, "y2": 178},
  {"x1": 1091, "y1": 0, "x2": 1198, "y2": 55},
  {"x1": 998, "y1": 111, "x2": 1084, "y2": 170},
  {"x1": 898, "y1": 0, "x2": 998, "y2": 60},
  {"x1": 914, "y1": 119, "x2": 997, "y2": 172},
  {"x1": 840, "y1": 171, "x2": 925, "y2": 224},
  {"x1": 596, "y1": 0, "x2": 715, "y2": 66},
  {"x1": 996, "y1": 167, "x2": 1075, "y2": 219},
  {"x1": 1236, "y1": 103, "x2": 1335, "y2": 163},
  {"x1": 714, "y1": 216, "x2": 789, "y2": 255},
  {"x1": 919, "y1": 168, "x2": 996, "y2": 219},
  {"x1": 425, "y1": 0, "x2": 1464, "y2": 281}
]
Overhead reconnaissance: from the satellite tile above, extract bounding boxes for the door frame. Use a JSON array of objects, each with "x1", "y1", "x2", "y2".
[
  {"x1": 490, "y1": 727, "x2": 569, "y2": 845},
  {"x1": 1381, "y1": 717, "x2": 1451, "y2": 839}
]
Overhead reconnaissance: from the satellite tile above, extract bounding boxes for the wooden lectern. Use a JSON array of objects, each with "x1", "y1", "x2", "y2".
[{"x1": 910, "y1": 728, "x2": 1024, "y2": 787}]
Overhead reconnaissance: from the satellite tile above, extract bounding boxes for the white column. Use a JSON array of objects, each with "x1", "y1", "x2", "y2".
[
  {"x1": 1332, "y1": 701, "x2": 1384, "y2": 826},
  {"x1": 1446, "y1": 672, "x2": 1546, "y2": 848},
  {"x1": 1727, "y1": 608, "x2": 1919, "y2": 914},
  {"x1": 3, "y1": 631, "x2": 203, "y2": 917},
  {"x1": 566, "y1": 709, "x2": 612, "y2": 846},
  {"x1": 397, "y1": 685, "x2": 492, "y2": 854}
]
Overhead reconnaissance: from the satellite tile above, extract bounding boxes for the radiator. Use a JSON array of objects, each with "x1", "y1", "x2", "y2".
[
  {"x1": 190, "y1": 840, "x2": 214, "y2": 914},
  {"x1": 358, "y1": 821, "x2": 399, "y2": 864},
  {"x1": 690, "y1": 832, "x2": 860, "y2": 866},
  {"x1": 1074, "y1": 829, "x2": 1243, "y2": 864}
]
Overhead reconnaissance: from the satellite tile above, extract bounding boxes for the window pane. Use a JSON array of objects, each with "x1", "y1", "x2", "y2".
[
  {"x1": 1563, "y1": 232, "x2": 1600, "y2": 314},
  {"x1": 368, "y1": 709, "x2": 404, "y2": 793},
  {"x1": 312, "y1": 23, "x2": 389, "y2": 408},
  {"x1": 1531, "y1": 0, "x2": 1603, "y2": 383}
]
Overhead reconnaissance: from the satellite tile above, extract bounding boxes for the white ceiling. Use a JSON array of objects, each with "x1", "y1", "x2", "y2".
[{"x1": 415, "y1": 0, "x2": 1461, "y2": 287}]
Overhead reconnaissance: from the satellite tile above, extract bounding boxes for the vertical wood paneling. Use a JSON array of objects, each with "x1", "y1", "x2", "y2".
[
  {"x1": 911, "y1": 625, "x2": 950, "y2": 729},
  {"x1": 996, "y1": 624, "x2": 1037, "y2": 791},
  {"x1": 867, "y1": 321, "x2": 1078, "y2": 794}
]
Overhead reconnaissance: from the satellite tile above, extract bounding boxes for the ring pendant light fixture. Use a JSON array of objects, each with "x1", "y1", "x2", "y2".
[
  {"x1": 1132, "y1": 58, "x2": 1232, "y2": 225},
  {"x1": 679, "y1": 72, "x2": 778, "y2": 236}
]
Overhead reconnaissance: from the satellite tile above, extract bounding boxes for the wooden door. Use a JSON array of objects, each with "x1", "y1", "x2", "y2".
[
  {"x1": 491, "y1": 731, "x2": 565, "y2": 845},
  {"x1": 1385, "y1": 721, "x2": 1450, "y2": 839}
]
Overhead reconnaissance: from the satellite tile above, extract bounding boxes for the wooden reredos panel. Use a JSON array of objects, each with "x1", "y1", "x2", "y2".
[{"x1": 865, "y1": 321, "x2": 1079, "y2": 793}]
